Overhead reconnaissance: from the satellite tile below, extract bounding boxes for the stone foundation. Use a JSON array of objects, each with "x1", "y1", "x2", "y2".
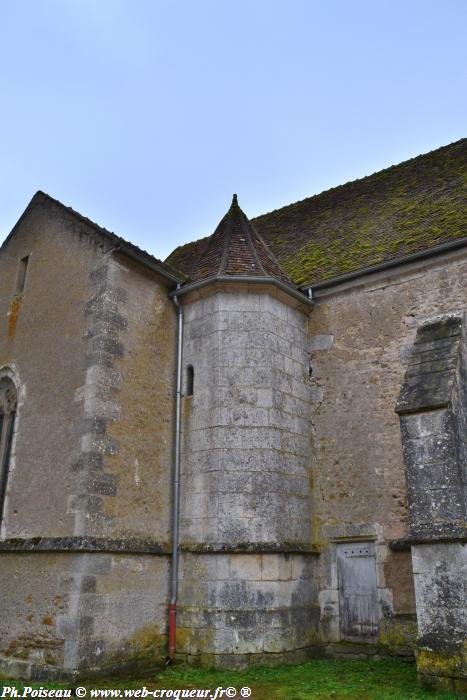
[{"x1": 176, "y1": 552, "x2": 320, "y2": 668}]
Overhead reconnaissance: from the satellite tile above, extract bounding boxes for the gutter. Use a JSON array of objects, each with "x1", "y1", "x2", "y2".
[
  {"x1": 301, "y1": 236, "x2": 467, "y2": 294},
  {"x1": 169, "y1": 275, "x2": 314, "y2": 307},
  {"x1": 168, "y1": 285, "x2": 184, "y2": 662}
]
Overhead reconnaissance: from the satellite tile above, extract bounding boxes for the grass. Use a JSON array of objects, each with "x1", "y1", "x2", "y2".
[{"x1": 0, "y1": 659, "x2": 460, "y2": 700}]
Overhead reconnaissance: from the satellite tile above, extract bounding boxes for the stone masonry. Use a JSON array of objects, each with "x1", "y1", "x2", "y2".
[
  {"x1": 0, "y1": 196, "x2": 175, "y2": 680},
  {"x1": 396, "y1": 315, "x2": 467, "y2": 694},
  {"x1": 177, "y1": 287, "x2": 318, "y2": 665},
  {"x1": 0, "y1": 176, "x2": 466, "y2": 693}
]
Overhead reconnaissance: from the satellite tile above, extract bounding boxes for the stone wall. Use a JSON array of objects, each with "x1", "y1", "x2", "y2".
[
  {"x1": 102, "y1": 253, "x2": 176, "y2": 542},
  {"x1": 0, "y1": 200, "x2": 176, "y2": 679},
  {"x1": 1, "y1": 198, "x2": 466, "y2": 679},
  {"x1": 0, "y1": 200, "x2": 104, "y2": 678},
  {"x1": 178, "y1": 287, "x2": 317, "y2": 665},
  {"x1": 51, "y1": 250, "x2": 176, "y2": 677},
  {"x1": 0, "y1": 552, "x2": 169, "y2": 681},
  {"x1": 181, "y1": 289, "x2": 312, "y2": 547},
  {"x1": 308, "y1": 251, "x2": 467, "y2": 659},
  {"x1": 0, "y1": 200, "x2": 99, "y2": 537},
  {"x1": 177, "y1": 552, "x2": 319, "y2": 668}
]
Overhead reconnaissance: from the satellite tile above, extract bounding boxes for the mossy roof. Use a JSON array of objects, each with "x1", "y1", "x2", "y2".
[{"x1": 166, "y1": 138, "x2": 467, "y2": 287}]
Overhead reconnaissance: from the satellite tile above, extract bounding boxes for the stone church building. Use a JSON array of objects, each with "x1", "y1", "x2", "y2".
[{"x1": 0, "y1": 139, "x2": 465, "y2": 693}]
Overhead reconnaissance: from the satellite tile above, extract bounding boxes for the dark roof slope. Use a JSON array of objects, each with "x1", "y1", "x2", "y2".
[
  {"x1": 166, "y1": 138, "x2": 467, "y2": 286},
  {"x1": 2, "y1": 191, "x2": 184, "y2": 283},
  {"x1": 190, "y1": 194, "x2": 292, "y2": 285}
]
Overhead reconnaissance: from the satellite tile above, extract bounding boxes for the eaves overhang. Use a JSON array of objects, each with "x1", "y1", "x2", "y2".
[
  {"x1": 300, "y1": 235, "x2": 467, "y2": 294},
  {"x1": 169, "y1": 274, "x2": 314, "y2": 307}
]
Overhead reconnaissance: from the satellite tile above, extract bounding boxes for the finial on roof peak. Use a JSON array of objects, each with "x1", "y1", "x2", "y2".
[{"x1": 188, "y1": 190, "x2": 293, "y2": 287}]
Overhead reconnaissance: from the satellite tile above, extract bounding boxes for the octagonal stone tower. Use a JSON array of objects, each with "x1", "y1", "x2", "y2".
[{"x1": 174, "y1": 196, "x2": 317, "y2": 667}]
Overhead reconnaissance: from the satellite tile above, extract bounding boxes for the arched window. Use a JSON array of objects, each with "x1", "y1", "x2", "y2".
[{"x1": 0, "y1": 377, "x2": 17, "y2": 527}]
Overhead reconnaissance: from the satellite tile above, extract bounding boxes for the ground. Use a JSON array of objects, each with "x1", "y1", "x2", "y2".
[{"x1": 0, "y1": 659, "x2": 461, "y2": 699}]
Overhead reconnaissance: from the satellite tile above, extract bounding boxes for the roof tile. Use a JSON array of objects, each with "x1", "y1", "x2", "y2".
[
  {"x1": 166, "y1": 138, "x2": 467, "y2": 287},
  {"x1": 189, "y1": 194, "x2": 292, "y2": 286}
]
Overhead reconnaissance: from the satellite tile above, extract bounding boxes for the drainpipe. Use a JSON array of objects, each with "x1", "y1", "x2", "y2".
[{"x1": 168, "y1": 284, "x2": 184, "y2": 662}]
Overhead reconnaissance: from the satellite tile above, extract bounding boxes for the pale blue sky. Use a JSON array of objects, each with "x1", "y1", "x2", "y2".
[{"x1": 0, "y1": 0, "x2": 465, "y2": 260}]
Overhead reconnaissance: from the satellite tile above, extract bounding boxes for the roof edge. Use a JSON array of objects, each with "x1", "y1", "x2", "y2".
[
  {"x1": 301, "y1": 235, "x2": 467, "y2": 293},
  {"x1": 170, "y1": 274, "x2": 314, "y2": 307},
  {"x1": 1, "y1": 190, "x2": 185, "y2": 285},
  {"x1": 0, "y1": 190, "x2": 47, "y2": 253},
  {"x1": 253, "y1": 137, "x2": 467, "y2": 224},
  {"x1": 113, "y1": 243, "x2": 183, "y2": 284}
]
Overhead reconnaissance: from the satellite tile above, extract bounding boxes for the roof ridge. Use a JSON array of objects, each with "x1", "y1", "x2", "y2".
[
  {"x1": 253, "y1": 137, "x2": 467, "y2": 222},
  {"x1": 166, "y1": 137, "x2": 466, "y2": 287},
  {"x1": 166, "y1": 139, "x2": 467, "y2": 272},
  {"x1": 238, "y1": 206, "x2": 267, "y2": 277},
  {"x1": 2, "y1": 190, "x2": 184, "y2": 283},
  {"x1": 34, "y1": 190, "x2": 124, "y2": 240},
  {"x1": 188, "y1": 194, "x2": 293, "y2": 286},
  {"x1": 219, "y1": 205, "x2": 233, "y2": 275}
]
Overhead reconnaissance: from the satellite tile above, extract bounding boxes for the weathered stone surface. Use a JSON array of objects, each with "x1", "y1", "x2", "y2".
[
  {"x1": 411, "y1": 543, "x2": 466, "y2": 660},
  {"x1": 1, "y1": 193, "x2": 467, "y2": 680},
  {"x1": 306, "y1": 256, "x2": 467, "y2": 675},
  {"x1": 177, "y1": 552, "x2": 319, "y2": 661},
  {"x1": 0, "y1": 203, "x2": 174, "y2": 679},
  {"x1": 181, "y1": 290, "x2": 312, "y2": 548},
  {"x1": 396, "y1": 316, "x2": 467, "y2": 690},
  {"x1": 396, "y1": 316, "x2": 463, "y2": 414},
  {"x1": 396, "y1": 317, "x2": 466, "y2": 542},
  {"x1": 309, "y1": 334, "x2": 334, "y2": 351}
]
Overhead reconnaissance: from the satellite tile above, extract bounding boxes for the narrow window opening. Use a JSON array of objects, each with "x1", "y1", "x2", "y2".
[
  {"x1": 16, "y1": 256, "x2": 29, "y2": 295},
  {"x1": 0, "y1": 377, "x2": 18, "y2": 528},
  {"x1": 186, "y1": 365, "x2": 194, "y2": 397}
]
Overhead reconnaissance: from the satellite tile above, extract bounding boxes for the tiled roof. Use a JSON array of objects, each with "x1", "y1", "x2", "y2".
[
  {"x1": 189, "y1": 194, "x2": 292, "y2": 286},
  {"x1": 166, "y1": 138, "x2": 467, "y2": 287}
]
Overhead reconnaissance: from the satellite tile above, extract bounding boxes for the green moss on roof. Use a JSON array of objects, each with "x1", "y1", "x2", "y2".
[
  {"x1": 166, "y1": 138, "x2": 467, "y2": 286},
  {"x1": 166, "y1": 237, "x2": 208, "y2": 280}
]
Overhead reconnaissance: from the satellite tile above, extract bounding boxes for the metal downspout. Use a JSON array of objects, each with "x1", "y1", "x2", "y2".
[{"x1": 168, "y1": 284, "x2": 183, "y2": 662}]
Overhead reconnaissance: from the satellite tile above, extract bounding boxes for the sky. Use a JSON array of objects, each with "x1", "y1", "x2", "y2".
[{"x1": 0, "y1": 0, "x2": 465, "y2": 260}]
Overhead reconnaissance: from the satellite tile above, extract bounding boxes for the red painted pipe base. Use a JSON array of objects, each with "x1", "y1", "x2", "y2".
[{"x1": 168, "y1": 603, "x2": 177, "y2": 660}]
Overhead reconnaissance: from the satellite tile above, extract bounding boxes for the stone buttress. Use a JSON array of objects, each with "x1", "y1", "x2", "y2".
[{"x1": 396, "y1": 315, "x2": 467, "y2": 694}]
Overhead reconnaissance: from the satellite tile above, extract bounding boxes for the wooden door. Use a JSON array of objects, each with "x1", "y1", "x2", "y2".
[{"x1": 337, "y1": 542, "x2": 379, "y2": 642}]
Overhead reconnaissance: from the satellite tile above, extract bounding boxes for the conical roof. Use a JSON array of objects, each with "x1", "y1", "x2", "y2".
[{"x1": 190, "y1": 195, "x2": 292, "y2": 285}]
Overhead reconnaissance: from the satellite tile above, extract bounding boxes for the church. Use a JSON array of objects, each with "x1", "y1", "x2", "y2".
[{"x1": 0, "y1": 139, "x2": 465, "y2": 694}]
